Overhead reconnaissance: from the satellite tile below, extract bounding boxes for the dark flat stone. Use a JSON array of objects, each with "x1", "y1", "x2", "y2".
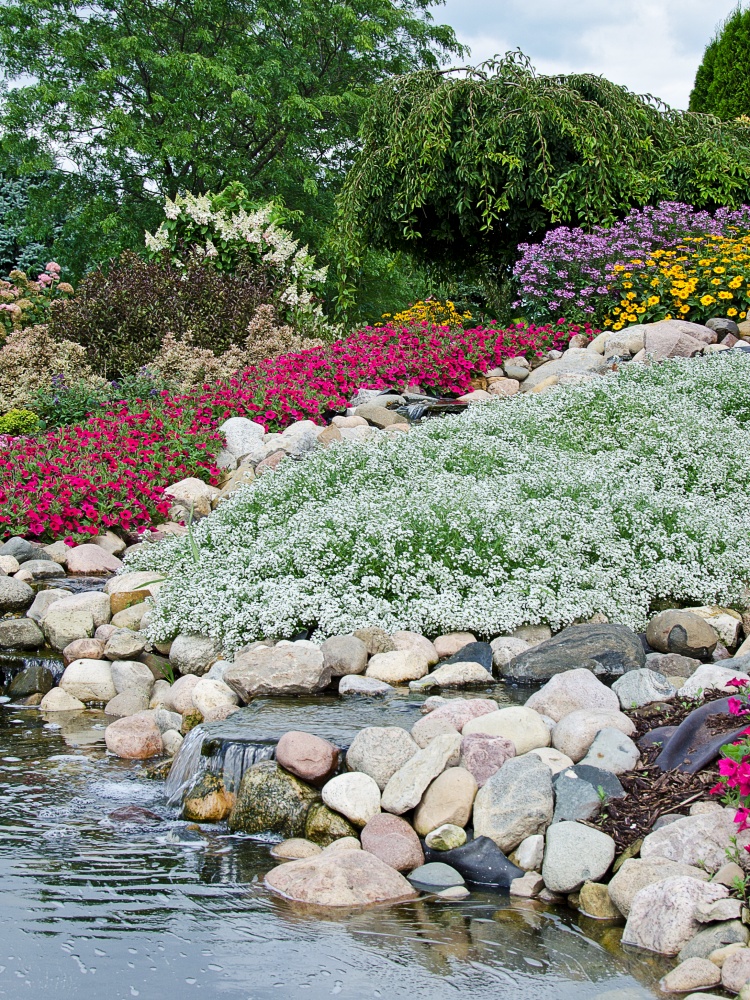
[
  {"x1": 422, "y1": 834, "x2": 523, "y2": 888},
  {"x1": 442, "y1": 642, "x2": 493, "y2": 672},
  {"x1": 503, "y1": 623, "x2": 645, "y2": 684}
]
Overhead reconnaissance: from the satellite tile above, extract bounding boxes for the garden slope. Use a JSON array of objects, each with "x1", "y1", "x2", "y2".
[{"x1": 130, "y1": 355, "x2": 750, "y2": 650}]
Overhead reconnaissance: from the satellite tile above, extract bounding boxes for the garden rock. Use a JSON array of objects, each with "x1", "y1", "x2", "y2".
[
  {"x1": 63, "y1": 638, "x2": 105, "y2": 664},
  {"x1": 270, "y1": 839, "x2": 322, "y2": 861},
  {"x1": 191, "y1": 677, "x2": 238, "y2": 716},
  {"x1": 338, "y1": 675, "x2": 392, "y2": 697},
  {"x1": 473, "y1": 754, "x2": 554, "y2": 853},
  {"x1": 353, "y1": 404, "x2": 407, "y2": 428},
  {"x1": 542, "y1": 822, "x2": 615, "y2": 893},
  {"x1": 687, "y1": 605, "x2": 743, "y2": 649},
  {"x1": 360, "y1": 813, "x2": 424, "y2": 871},
  {"x1": 660, "y1": 958, "x2": 721, "y2": 994},
  {"x1": 276, "y1": 731, "x2": 339, "y2": 786},
  {"x1": 320, "y1": 635, "x2": 368, "y2": 676},
  {"x1": 407, "y1": 862, "x2": 465, "y2": 889},
  {"x1": 39, "y1": 687, "x2": 85, "y2": 712},
  {"x1": 169, "y1": 633, "x2": 222, "y2": 676},
  {"x1": 641, "y1": 809, "x2": 749, "y2": 872},
  {"x1": 8, "y1": 664, "x2": 54, "y2": 698},
  {"x1": 304, "y1": 803, "x2": 358, "y2": 846},
  {"x1": 104, "y1": 571, "x2": 165, "y2": 597},
  {"x1": 697, "y1": 898, "x2": 744, "y2": 923},
  {"x1": 322, "y1": 772, "x2": 381, "y2": 827},
  {"x1": 459, "y1": 732, "x2": 516, "y2": 787},
  {"x1": 612, "y1": 668, "x2": 676, "y2": 708},
  {"x1": 425, "y1": 824, "x2": 467, "y2": 851},
  {"x1": 503, "y1": 623, "x2": 645, "y2": 683},
  {"x1": 622, "y1": 876, "x2": 728, "y2": 954},
  {"x1": 410, "y1": 661, "x2": 492, "y2": 689},
  {"x1": 679, "y1": 663, "x2": 750, "y2": 697},
  {"x1": 346, "y1": 726, "x2": 419, "y2": 789},
  {"x1": 104, "y1": 691, "x2": 150, "y2": 717},
  {"x1": 421, "y1": 835, "x2": 523, "y2": 888},
  {"x1": 551, "y1": 709, "x2": 635, "y2": 762},
  {"x1": 163, "y1": 478, "x2": 221, "y2": 518},
  {"x1": 525, "y1": 668, "x2": 620, "y2": 722},
  {"x1": 65, "y1": 543, "x2": 123, "y2": 575},
  {"x1": 27, "y1": 588, "x2": 71, "y2": 622},
  {"x1": 105, "y1": 715, "x2": 163, "y2": 759},
  {"x1": 366, "y1": 649, "x2": 428, "y2": 684},
  {"x1": 91, "y1": 531, "x2": 126, "y2": 557},
  {"x1": 228, "y1": 760, "x2": 320, "y2": 837},
  {"x1": 163, "y1": 674, "x2": 200, "y2": 714},
  {"x1": 433, "y1": 632, "x2": 476, "y2": 658},
  {"x1": 0, "y1": 617, "x2": 44, "y2": 649},
  {"x1": 47, "y1": 591, "x2": 111, "y2": 628},
  {"x1": 381, "y1": 732, "x2": 462, "y2": 814},
  {"x1": 440, "y1": 641, "x2": 493, "y2": 672},
  {"x1": 20, "y1": 559, "x2": 66, "y2": 579},
  {"x1": 183, "y1": 773, "x2": 235, "y2": 822},
  {"x1": 579, "y1": 727, "x2": 640, "y2": 773},
  {"x1": 412, "y1": 767, "x2": 478, "y2": 836},
  {"x1": 353, "y1": 627, "x2": 395, "y2": 655},
  {"x1": 510, "y1": 872, "x2": 545, "y2": 897},
  {"x1": 679, "y1": 921, "x2": 749, "y2": 961},
  {"x1": 111, "y1": 660, "x2": 154, "y2": 696},
  {"x1": 219, "y1": 416, "x2": 265, "y2": 459},
  {"x1": 491, "y1": 636, "x2": 530, "y2": 672},
  {"x1": 578, "y1": 882, "x2": 622, "y2": 920},
  {"x1": 0, "y1": 555, "x2": 19, "y2": 574},
  {"x1": 527, "y1": 747, "x2": 576, "y2": 773},
  {"x1": 0, "y1": 576, "x2": 34, "y2": 612},
  {"x1": 265, "y1": 847, "x2": 417, "y2": 907},
  {"x1": 60, "y1": 659, "x2": 116, "y2": 703},
  {"x1": 391, "y1": 631, "x2": 439, "y2": 666},
  {"x1": 463, "y1": 706, "x2": 550, "y2": 755},
  {"x1": 722, "y1": 950, "x2": 750, "y2": 993},
  {"x1": 423, "y1": 698, "x2": 497, "y2": 732},
  {"x1": 104, "y1": 629, "x2": 148, "y2": 660},
  {"x1": 551, "y1": 770, "x2": 604, "y2": 823},
  {"x1": 608, "y1": 858, "x2": 710, "y2": 917},
  {"x1": 521, "y1": 348, "x2": 609, "y2": 391},
  {"x1": 410, "y1": 712, "x2": 460, "y2": 748},
  {"x1": 646, "y1": 610, "x2": 718, "y2": 658},
  {"x1": 648, "y1": 652, "x2": 701, "y2": 677},
  {"x1": 225, "y1": 644, "x2": 330, "y2": 698},
  {"x1": 0, "y1": 537, "x2": 49, "y2": 564},
  {"x1": 110, "y1": 603, "x2": 148, "y2": 630}
]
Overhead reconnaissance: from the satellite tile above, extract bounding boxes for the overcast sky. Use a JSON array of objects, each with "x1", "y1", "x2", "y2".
[{"x1": 431, "y1": 0, "x2": 741, "y2": 109}]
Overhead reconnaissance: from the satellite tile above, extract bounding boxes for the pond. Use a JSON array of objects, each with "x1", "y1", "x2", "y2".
[{"x1": 0, "y1": 702, "x2": 672, "y2": 1000}]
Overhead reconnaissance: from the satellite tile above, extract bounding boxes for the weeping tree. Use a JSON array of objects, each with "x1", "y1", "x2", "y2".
[{"x1": 336, "y1": 51, "x2": 750, "y2": 312}]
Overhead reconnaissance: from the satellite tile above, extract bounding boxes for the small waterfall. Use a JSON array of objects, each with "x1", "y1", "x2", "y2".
[{"x1": 0, "y1": 652, "x2": 65, "y2": 692}]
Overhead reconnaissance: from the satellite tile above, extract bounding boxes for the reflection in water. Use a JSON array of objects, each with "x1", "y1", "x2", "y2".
[{"x1": 0, "y1": 705, "x2": 669, "y2": 999}]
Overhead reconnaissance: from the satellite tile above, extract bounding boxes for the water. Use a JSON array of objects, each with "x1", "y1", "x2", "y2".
[{"x1": 0, "y1": 703, "x2": 671, "y2": 999}]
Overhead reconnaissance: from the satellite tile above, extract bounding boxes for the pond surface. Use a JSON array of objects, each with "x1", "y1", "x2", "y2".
[{"x1": 0, "y1": 701, "x2": 672, "y2": 1000}]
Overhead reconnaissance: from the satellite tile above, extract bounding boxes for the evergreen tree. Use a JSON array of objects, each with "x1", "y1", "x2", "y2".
[{"x1": 689, "y1": 7, "x2": 750, "y2": 119}]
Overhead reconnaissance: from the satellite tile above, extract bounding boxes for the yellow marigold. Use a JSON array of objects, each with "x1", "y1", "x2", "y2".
[
  {"x1": 679, "y1": 305, "x2": 690, "y2": 314},
  {"x1": 647, "y1": 295, "x2": 660, "y2": 306},
  {"x1": 718, "y1": 291, "x2": 734, "y2": 299},
  {"x1": 700, "y1": 294, "x2": 716, "y2": 306},
  {"x1": 714, "y1": 267, "x2": 726, "y2": 274},
  {"x1": 728, "y1": 308, "x2": 739, "y2": 316}
]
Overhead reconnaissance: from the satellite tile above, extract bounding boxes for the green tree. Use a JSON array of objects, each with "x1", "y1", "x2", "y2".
[
  {"x1": 689, "y1": 7, "x2": 750, "y2": 119},
  {"x1": 0, "y1": 0, "x2": 461, "y2": 275},
  {"x1": 337, "y1": 51, "x2": 750, "y2": 302}
]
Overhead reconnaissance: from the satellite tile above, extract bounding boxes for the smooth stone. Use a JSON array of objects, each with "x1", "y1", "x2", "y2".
[
  {"x1": 103, "y1": 629, "x2": 148, "y2": 660},
  {"x1": 352, "y1": 627, "x2": 395, "y2": 655},
  {"x1": 551, "y1": 770, "x2": 604, "y2": 823},
  {"x1": 713, "y1": 861, "x2": 746, "y2": 888},
  {"x1": 104, "y1": 691, "x2": 150, "y2": 717},
  {"x1": 225, "y1": 644, "x2": 330, "y2": 697},
  {"x1": 660, "y1": 958, "x2": 721, "y2": 994},
  {"x1": 105, "y1": 715, "x2": 163, "y2": 759},
  {"x1": 473, "y1": 754, "x2": 554, "y2": 853},
  {"x1": 641, "y1": 809, "x2": 748, "y2": 873},
  {"x1": 463, "y1": 706, "x2": 550, "y2": 755},
  {"x1": 60, "y1": 659, "x2": 116, "y2": 703},
  {"x1": 354, "y1": 404, "x2": 408, "y2": 428},
  {"x1": 169, "y1": 633, "x2": 223, "y2": 677},
  {"x1": 412, "y1": 767, "x2": 477, "y2": 837},
  {"x1": 321, "y1": 837, "x2": 362, "y2": 853},
  {"x1": 190, "y1": 677, "x2": 238, "y2": 716},
  {"x1": 27, "y1": 589, "x2": 72, "y2": 622},
  {"x1": 19, "y1": 559, "x2": 66, "y2": 579},
  {"x1": 111, "y1": 660, "x2": 154, "y2": 697},
  {"x1": 103, "y1": 572, "x2": 165, "y2": 597},
  {"x1": 360, "y1": 813, "x2": 424, "y2": 872},
  {"x1": 504, "y1": 623, "x2": 645, "y2": 683},
  {"x1": 410, "y1": 661, "x2": 493, "y2": 690},
  {"x1": 162, "y1": 674, "x2": 200, "y2": 714},
  {"x1": 490, "y1": 636, "x2": 531, "y2": 672},
  {"x1": 66, "y1": 544, "x2": 122, "y2": 575},
  {"x1": 425, "y1": 824, "x2": 467, "y2": 851},
  {"x1": 679, "y1": 921, "x2": 749, "y2": 961},
  {"x1": 320, "y1": 635, "x2": 368, "y2": 677},
  {"x1": 270, "y1": 839, "x2": 322, "y2": 861},
  {"x1": 525, "y1": 668, "x2": 620, "y2": 722},
  {"x1": 162, "y1": 730, "x2": 184, "y2": 755},
  {"x1": 551, "y1": 709, "x2": 635, "y2": 763},
  {"x1": 709, "y1": 942, "x2": 747, "y2": 967},
  {"x1": 346, "y1": 726, "x2": 419, "y2": 790},
  {"x1": 578, "y1": 727, "x2": 640, "y2": 774},
  {"x1": 265, "y1": 851, "x2": 418, "y2": 907},
  {"x1": 0, "y1": 617, "x2": 44, "y2": 649},
  {"x1": 436, "y1": 885, "x2": 470, "y2": 899},
  {"x1": 366, "y1": 649, "x2": 428, "y2": 684},
  {"x1": 622, "y1": 877, "x2": 728, "y2": 955},
  {"x1": 182, "y1": 772, "x2": 236, "y2": 822},
  {"x1": 423, "y1": 698, "x2": 497, "y2": 732},
  {"x1": 218, "y1": 416, "x2": 265, "y2": 458},
  {"x1": 391, "y1": 631, "x2": 439, "y2": 666},
  {"x1": 608, "y1": 858, "x2": 711, "y2": 917},
  {"x1": 612, "y1": 668, "x2": 676, "y2": 708},
  {"x1": 8, "y1": 664, "x2": 55, "y2": 698},
  {"x1": 526, "y1": 747, "x2": 576, "y2": 774},
  {"x1": 433, "y1": 632, "x2": 476, "y2": 659},
  {"x1": 338, "y1": 675, "x2": 393, "y2": 696},
  {"x1": 43, "y1": 607, "x2": 95, "y2": 651},
  {"x1": 578, "y1": 881, "x2": 622, "y2": 920},
  {"x1": 228, "y1": 761, "x2": 320, "y2": 837},
  {"x1": 510, "y1": 871, "x2": 545, "y2": 897},
  {"x1": 163, "y1": 477, "x2": 221, "y2": 517},
  {"x1": 0, "y1": 554, "x2": 20, "y2": 573},
  {"x1": 511, "y1": 834, "x2": 545, "y2": 872},
  {"x1": 63, "y1": 637, "x2": 105, "y2": 665},
  {"x1": 421, "y1": 835, "x2": 524, "y2": 888},
  {"x1": 687, "y1": 605, "x2": 743, "y2": 650},
  {"x1": 722, "y1": 949, "x2": 750, "y2": 993},
  {"x1": 542, "y1": 822, "x2": 615, "y2": 893},
  {"x1": 407, "y1": 862, "x2": 465, "y2": 889},
  {"x1": 321, "y1": 772, "x2": 381, "y2": 827},
  {"x1": 90, "y1": 531, "x2": 126, "y2": 557},
  {"x1": 0, "y1": 537, "x2": 49, "y2": 564},
  {"x1": 0, "y1": 576, "x2": 35, "y2": 612},
  {"x1": 381, "y1": 733, "x2": 462, "y2": 814},
  {"x1": 679, "y1": 663, "x2": 750, "y2": 697},
  {"x1": 109, "y1": 590, "x2": 147, "y2": 617},
  {"x1": 48, "y1": 591, "x2": 111, "y2": 628},
  {"x1": 646, "y1": 610, "x2": 718, "y2": 658},
  {"x1": 276, "y1": 731, "x2": 339, "y2": 785},
  {"x1": 304, "y1": 803, "x2": 359, "y2": 846},
  {"x1": 647, "y1": 651, "x2": 701, "y2": 677},
  {"x1": 459, "y1": 732, "x2": 516, "y2": 787},
  {"x1": 410, "y1": 713, "x2": 460, "y2": 749},
  {"x1": 39, "y1": 687, "x2": 85, "y2": 712},
  {"x1": 520, "y1": 348, "x2": 609, "y2": 390}
]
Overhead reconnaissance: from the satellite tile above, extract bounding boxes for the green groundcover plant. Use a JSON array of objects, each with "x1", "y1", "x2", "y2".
[{"x1": 129, "y1": 353, "x2": 750, "y2": 651}]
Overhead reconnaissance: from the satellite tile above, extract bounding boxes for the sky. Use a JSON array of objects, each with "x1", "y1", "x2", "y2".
[{"x1": 430, "y1": 0, "x2": 742, "y2": 109}]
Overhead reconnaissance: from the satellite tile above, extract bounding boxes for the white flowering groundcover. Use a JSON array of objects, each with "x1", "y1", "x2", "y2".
[{"x1": 130, "y1": 354, "x2": 750, "y2": 651}]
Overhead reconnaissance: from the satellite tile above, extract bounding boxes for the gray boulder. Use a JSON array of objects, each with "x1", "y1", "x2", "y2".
[
  {"x1": 612, "y1": 668, "x2": 676, "y2": 708},
  {"x1": 0, "y1": 577, "x2": 35, "y2": 613},
  {"x1": 473, "y1": 753, "x2": 554, "y2": 853},
  {"x1": 0, "y1": 536, "x2": 51, "y2": 564},
  {"x1": 0, "y1": 617, "x2": 44, "y2": 649},
  {"x1": 168, "y1": 633, "x2": 223, "y2": 676},
  {"x1": 521, "y1": 348, "x2": 609, "y2": 391},
  {"x1": 542, "y1": 821, "x2": 616, "y2": 893},
  {"x1": 504, "y1": 623, "x2": 645, "y2": 684},
  {"x1": 321, "y1": 635, "x2": 368, "y2": 676},
  {"x1": 346, "y1": 726, "x2": 419, "y2": 790},
  {"x1": 224, "y1": 644, "x2": 331, "y2": 699}
]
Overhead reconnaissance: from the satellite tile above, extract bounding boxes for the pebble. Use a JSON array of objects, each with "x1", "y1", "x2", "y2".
[{"x1": 425, "y1": 824, "x2": 467, "y2": 851}]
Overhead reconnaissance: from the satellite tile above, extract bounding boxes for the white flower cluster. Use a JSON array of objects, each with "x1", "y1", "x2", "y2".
[{"x1": 129, "y1": 354, "x2": 750, "y2": 651}]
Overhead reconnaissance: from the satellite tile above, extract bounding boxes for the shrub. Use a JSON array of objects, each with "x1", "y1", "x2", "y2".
[
  {"x1": 29, "y1": 369, "x2": 176, "y2": 429},
  {"x1": 129, "y1": 353, "x2": 750, "y2": 650},
  {"x1": 689, "y1": 8, "x2": 750, "y2": 119},
  {"x1": 0, "y1": 324, "x2": 105, "y2": 413},
  {"x1": 0, "y1": 408, "x2": 39, "y2": 436},
  {"x1": 513, "y1": 202, "x2": 750, "y2": 326},
  {"x1": 50, "y1": 251, "x2": 281, "y2": 376},
  {"x1": 380, "y1": 299, "x2": 472, "y2": 329},
  {"x1": 0, "y1": 261, "x2": 73, "y2": 340}
]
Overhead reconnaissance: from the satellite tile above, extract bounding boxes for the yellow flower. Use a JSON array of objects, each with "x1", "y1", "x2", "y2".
[
  {"x1": 622, "y1": 281, "x2": 633, "y2": 289},
  {"x1": 700, "y1": 294, "x2": 716, "y2": 306},
  {"x1": 711, "y1": 278, "x2": 722, "y2": 286},
  {"x1": 612, "y1": 322, "x2": 623, "y2": 330},
  {"x1": 626, "y1": 292, "x2": 637, "y2": 300},
  {"x1": 718, "y1": 291, "x2": 734, "y2": 299},
  {"x1": 728, "y1": 308, "x2": 738, "y2": 317},
  {"x1": 647, "y1": 295, "x2": 660, "y2": 306},
  {"x1": 679, "y1": 305, "x2": 690, "y2": 314},
  {"x1": 714, "y1": 267, "x2": 726, "y2": 274},
  {"x1": 626, "y1": 313, "x2": 637, "y2": 322}
]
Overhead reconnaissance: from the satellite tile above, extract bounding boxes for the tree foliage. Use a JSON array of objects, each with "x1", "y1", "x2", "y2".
[
  {"x1": 689, "y1": 7, "x2": 750, "y2": 119},
  {"x1": 338, "y1": 51, "x2": 750, "y2": 284}
]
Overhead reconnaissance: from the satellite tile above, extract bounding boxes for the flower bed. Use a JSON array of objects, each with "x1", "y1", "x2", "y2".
[
  {"x1": 0, "y1": 320, "x2": 587, "y2": 540},
  {"x1": 130, "y1": 353, "x2": 750, "y2": 650}
]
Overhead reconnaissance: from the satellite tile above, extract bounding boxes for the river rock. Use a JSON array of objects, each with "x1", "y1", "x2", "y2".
[
  {"x1": 229, "y1": 760, "x2": 320, "y2": 837},
  {"x1": 440, "y1": 641, "x2": 493, "y2": 672},
  {"x1": 168, "y1": 633, "x2": 222, "y2": 676},
  {"x1": 578, "y1": 727, "x2": 640, "y2": 773},
  {"x1": 425, "y1": 824, "x2": 467, "y2": 851},
  {"x1": 542, "y1": 822, "x2": 615, "y2": 893},
  {"x1": 391, "y1": 631, "x2": 439, "y2": 666},
  {"x1": 521, "y1": 348, "x2": 609, "y2": 391},
  {"x1": 104, "y1": 572, "x2": 165, "y2": 597},
  {"x1": 109, "y1": 590, "x2": 147, "y2": 617},
  {"x1": 353, "y1": 627, "x2": 395, "y2": 655},
  {"x1": 65, "y1": 543, "x2": 122, "y2": 575},
  {"x1": 491, "y1": 636, "x2": 531, "y2": 672},
  {"x1": 679, "y1": 921, "x2": 749, "y2": 961},
  {"x1": 413, "y1": 767, "x2": 478, "y2": 836},
  {"x1": 162, "y1": 674, "x2": 200, "y2": 714},
  {"x1": 103, "y1": 629, "x2": 146, "y2": 661},
  {"x1": 646, "y1": 610, "x2": 718, "y2": 658},
  {"x1": 19, "y1": 559, "x2": 66, "y2": 580},
  {"x1": 360, "y1": 813, "x2": 424, "y2": 871},
  {"x1": 49, "y1": 591, "x2": 111, "y2": 628},
  {"x1": 551, "y1": 770, "x2": 604, "y2": 823},
  {"x1": 27, "y1": 588, "x2": 71, "y2": 622},
  {"x1": 679, "y1": 662, "x2": 750, "y2": 697},
  {"x1": 42, "y1": 608, "x2": 94, "y2": 652},
  {"x1": 304, "y1": 803, "x2": 358, "y2": 846},
  {"x1": 407, "y1": 862, "x2": 465, "y2": 888},
  {"x1": 381, "y1": 732, "x2": 462, "y2": 814},
  {"x1": 641, "y1": 809, "x2": 749, "y2": 872},
  {"x1": 366, "y1": 649, "x2": 428, "y2": 684},
  {"x1": 410, "y1": 713, "x2": 459, "y2": 749},
  {"x1": 39, "y1": 687, "x2": 85, "y2": 711},
  {"x1": 191, "y1": 677, "x2": 238, "y2": 717},
  {"x1": 346, "y1": 727, "x2": 419, "y2": 789},
  {"x1": 411, "y1": 661, "x2": 493, "y2": 690},
  {"x1": 578, "y1": 881, "x2": 622, "y2": 920},
  {"x1": 660, "y1": 958, "x2": 721, "y2": 993},
  {"x1": 105, "y1": 715, "x2": 163, "y2": 758},
  {"x1": 622, "y1": 877, "x2": 728, "y2": 954},
  {"x1": 183, "y1": 772, "x2": 235, "y2": 822},
  {"x1": 0, "y1": 576, "x2": 34, "y2": 612},
  {"x1": 459, "y1": 732, "x2": 516, "y2": 787},
  {"x1": 647, "y1": 651, "x2": 701, "y2": 677},
  {"x1": 551, "y1": 709, "x2": 635, "y2": 762},
  {"x1": 525, "y1": 668, "x2": 620, "y2": 722},
  {"x1": 321, "y1": 772, "x2": 381, "y2": 827},
  {"x1": 722, "y1": 949, "x2": 750, "y2": 992},
  {"x1": 320, "y1": 635, "x2": 368, "y2": 676},
  {"x1": 338, "y1": 675, "x2": 393, "y2": 696},
  {"x1": 265, "y1": 850, "x2": 418, "y2": 907},
  {"x1": 473, "y1": 754, "x2": 554, "y2": 853},
  {"x1": 8, "y1": 663, "x2": 55, "y2": 698},
  {"x1": 424, "y1": 698, "x2": 497, "y2": 732},
  {"x1": 270, "y1": 838, "x2": 322, "y2": 861},
  {"x1": 527, "y1": 747, "x2": 576, "y2": 774},
  {"x1": 60, "y1": 659, "x2": 116, "y2": 703},
  {"x1": 504, "y1": 623, "x2": 645, "y2": 684},
  {"x1": 462, "y1": 706, "x2": 550, "y2": 754},
  {"x1": 0, "y1": 536, "x2": 49, "y2": 564},
  {"x1": 225, "y1": 644, "x2": 330, "y2": 698},
  {"x1": 434, "y1": 632, "x2": 476, "y2": 658},
  {"x1": 110, "y1": 660, "x2": 154, "y2": 697},
  {"x1": 63, "y1": 637, "x2": 105, "y2": 664},
  {"x1": 608, "y1": 858, "x2": 710, "y2": 917},
  {"x1": 0, "y1": 617, "x2": 44, "y2": 649},
  {"x1": 104, "y1": 691, "x2": 150, "y2": 717},
  {"x1": 612, "y1": 668, "x2": 676, "y2": 708},
  {"x1": 219, "y1": 416, "x2": 265, "y2": 458},
  {"x1": 276, "y1": 731, "x2": 339, "y2": 785},
  {"x1": 511, "y1": 834, "x2": 545, "y2": 872}
]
